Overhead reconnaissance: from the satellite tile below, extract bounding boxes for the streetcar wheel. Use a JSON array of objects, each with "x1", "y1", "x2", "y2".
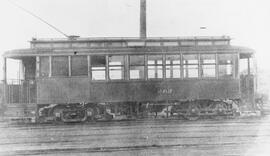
[
  {"x1": 86, "y1": 107, "x2": 95, "y2": 122},
  {"x1": 184, "y1": 104, "x2": 200, "y2": 121},
  {"x1": 211, "y1": 102, "x2": 227, "y2": 120},
  {"x1": 51, "y1": 107, "x2": 63, "y2": 122}
]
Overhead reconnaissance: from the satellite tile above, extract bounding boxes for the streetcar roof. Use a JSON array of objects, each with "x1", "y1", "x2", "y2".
[
  {"x1": 2, "y1": 36, "x2": 255, "y2": 58},
  {"x1": 30, "y1": 36, "x2": 231, "y2": 42},
  {"x1": 3, "y1": 45, "x2": 254, "y2": 59}
]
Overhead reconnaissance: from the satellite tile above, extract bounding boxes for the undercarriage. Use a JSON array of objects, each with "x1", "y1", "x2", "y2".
[{"x1": 37, "y1": 99, "x2": 240, "y2": 123}]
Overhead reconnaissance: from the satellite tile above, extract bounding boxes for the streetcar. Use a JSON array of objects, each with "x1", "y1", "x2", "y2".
[
  {"x1": 0, "y1": 0, "x2": 257, "y2": 122},
  {"x1": 1, "y1": 36, "x2": 256, "y2": 122}
]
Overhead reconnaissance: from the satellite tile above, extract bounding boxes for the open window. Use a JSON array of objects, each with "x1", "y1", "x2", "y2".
[
  {"x1": 91, "y1": 55, "x2": 106, "y2": 80},
  {"x1": 129, "y1": 55, "x2": 145, "y2": 80}
]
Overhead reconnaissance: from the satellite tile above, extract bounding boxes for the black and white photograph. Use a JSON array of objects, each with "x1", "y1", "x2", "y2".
[{"x1": 0, "y1": 0, "x2": 270, "y2": 155}]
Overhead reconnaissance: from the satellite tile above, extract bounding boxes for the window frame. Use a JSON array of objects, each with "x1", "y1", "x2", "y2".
[
  {"x1": 182, "y1": 54, "x2": 199, "y2": 79},
  {"x1": 165, "y1": 54, "x2": 181, "y2": 79},
  {"x1": 108, "y1": 55, "x2": 125, "y2": 80},
  {"x1": 147, "y1": 54, "x2": 164, "y2": 79},
  {"x1": 217, "y1": 53, "x2": 236, "y2": 79},
  {"x1": 39, "y1": 56, "x2": 50, "y2": 77},
  {"x1": 36, "y1": 52, "x2": 237, "y2": 81},
  {"x1": 90, "y1": 55, "x2": 107, "y2": 81},
  {"x1": 200, "y1": 54, "x2": 216, "y2": 78},
  {"x1": 70, "y1": 55, "x2": 89, "y2": 77},
  {"x1": 51, "y1": 55, "x2": 69, "y2": 77},
  {"x1": 129, "y1": 55, "x2": 145, "y2": 80}
]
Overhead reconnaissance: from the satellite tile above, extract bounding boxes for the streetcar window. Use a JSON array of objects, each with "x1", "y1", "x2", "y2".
[
  {"x1": 91, "y1": 55, "x2": 106, "y2": 80},
  {"x1": 197, "y1": 41, "x2": 212, "y2": 46},
  {"x1": 90, "y1": 42, "x2": 105, "y2": 47},
  {"x1": 109, "y1": 55, "x2": 124, "y2": 80},
  {"x1": 147, "y1": 55, "x2": 163, "y2": 79},
  {"x1": 71, "y1": 56, "x2": 88, "y2": 76},
  {"x1": 163, "y1": 42, "x2": 178, "y2": 46},
  {"x1": 127, "y1": 41, "x2": 145, "y2": 46},
  {"x1": 106, "y1": 42, "x2": 123, "y2": 47},
  {"x1": 240, "y1": 57, "x2": 254, "y2": 75},
  {"x1": 91, "y1": 55, "x2": 106, "y2": 66},
  {"x1": 165, "y1": 55, "x2": 180, "y2": 78},
  {"x1": 52, "y1": 43, "x2": 69, "y2": 48},
  {"x1": 218, "y1": 54, "x2": 234, "y2": 78},
  {"x1": 146, "y1": 42, "x2": 161, "y2": 46},
  {"x1": 72, "y1": 43, "x2": 88, "y2": 48},
  {"x1": 214, "y1": 41, "x2": 229, "y2": 45},
  {"x1": 129, "y1": 55, "x2": 144, "y2": 79},
  {"x1": 200, "y1": 54, "x2": 216, "y2": 77},
  {"x1": 130, "y1": 55, "x2": 144, "y2": 65},
  {"x1": 35, "y1": 43, "x2": 51, "y2": 48},
  {"x1": 52, "y1": 56, "x2": 69, "y2": 76},
  {"x1": 181, "y1": 41, "x2": 195, "y2": 46},
  {"x1": 40, "y1": 56, "x2": 49, "y2": 77},
  {"x1": 183, "y1": 54, "x2": 199, "y2": 78}
]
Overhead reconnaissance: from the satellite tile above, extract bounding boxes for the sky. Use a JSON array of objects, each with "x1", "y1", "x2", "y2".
[{"x1": 0, "y1": 0, "x2": 270, "y2": 79}]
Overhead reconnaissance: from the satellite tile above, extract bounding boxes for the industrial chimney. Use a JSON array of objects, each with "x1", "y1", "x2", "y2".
[{"x1": 140, "y1": 0, "x2": 147, "y2": 39}]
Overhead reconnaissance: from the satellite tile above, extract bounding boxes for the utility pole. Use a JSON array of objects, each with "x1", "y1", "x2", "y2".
[{"x1": 140, "y1": 0, "x2": 147, "y2": 39}]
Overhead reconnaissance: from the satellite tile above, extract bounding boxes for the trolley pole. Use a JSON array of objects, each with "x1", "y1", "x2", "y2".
[{"x1": 140, "y1": 0, "x2": 147, "y2": 39}]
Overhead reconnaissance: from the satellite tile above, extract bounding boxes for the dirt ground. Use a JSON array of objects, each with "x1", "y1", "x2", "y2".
[{"x1": 0, "y1": 116, "x2": 270, "y2": 156}]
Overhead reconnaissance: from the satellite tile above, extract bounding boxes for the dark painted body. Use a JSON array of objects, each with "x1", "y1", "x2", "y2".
[{"x1": 37, "y1": 78, "x2": 240, "y2": 104}]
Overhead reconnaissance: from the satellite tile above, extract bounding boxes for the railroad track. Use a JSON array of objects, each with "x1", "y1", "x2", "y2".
[{"x1": 0, "y1": 117, "x2": 270, "y2": 156}]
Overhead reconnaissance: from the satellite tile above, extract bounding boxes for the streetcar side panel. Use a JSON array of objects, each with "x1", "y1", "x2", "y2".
[
  {"x1": 37, "y1": 77, "x2": 90, "y2": 104},
  {"x1": 36, "y1": 78, "x2": 240, "y2": 104},
  {"x1": 90, "y1": 79, "x2": 240, "y2": 102}
]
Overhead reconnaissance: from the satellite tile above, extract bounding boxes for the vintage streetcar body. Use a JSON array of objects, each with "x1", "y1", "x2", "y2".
[{"x1": 1, "y1": 36, "x2": 256, "y2": 122}]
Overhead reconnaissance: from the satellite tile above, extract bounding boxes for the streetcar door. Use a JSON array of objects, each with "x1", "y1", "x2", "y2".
[
  {"x1": 2, "y1": 57, "x2": 36, "y2": 117},
  {"x1": 5, "y1": 57, "x2": 37, "y2": 104},
  {"x1": 240, "y1": 53, "x2": 256, "y2": 109}
]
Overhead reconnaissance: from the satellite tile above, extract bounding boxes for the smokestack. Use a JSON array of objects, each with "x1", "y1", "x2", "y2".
[{"x1": 140, "y1": 0, "x2": 147, "y2": 39}]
